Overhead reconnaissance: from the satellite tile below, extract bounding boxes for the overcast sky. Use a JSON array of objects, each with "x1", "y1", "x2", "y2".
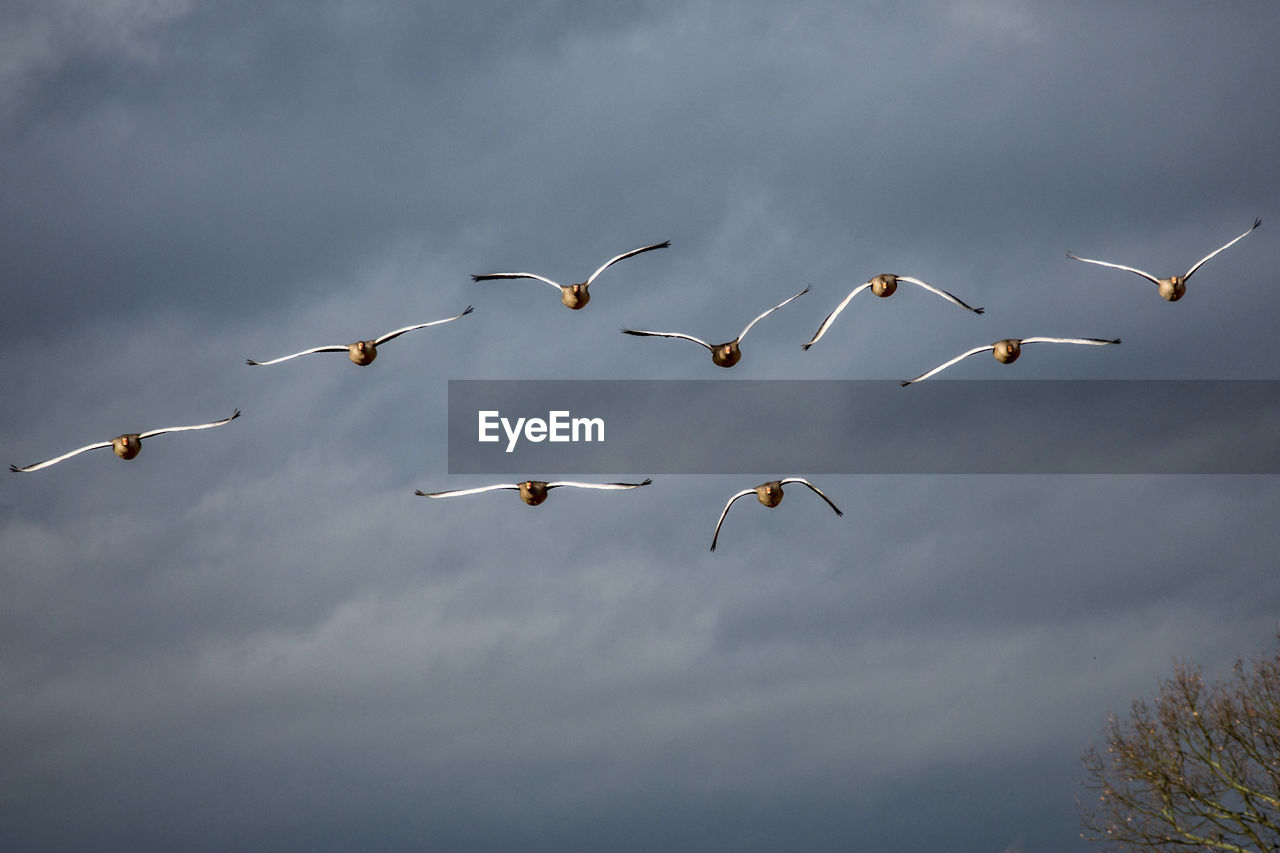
[{"x1": 2, "y1": 2, "x2": 1278, "y2": 851}]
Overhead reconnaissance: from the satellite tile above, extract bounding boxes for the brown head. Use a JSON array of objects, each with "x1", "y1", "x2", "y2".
[
  {"x1": 518, "y1": 480, "x2": 551, "y2": 505},
  {"x1": 348, "y1": 340, "x2": 378, "y2": 365},
  {"x1": 112, "y1": 434, "x2": 142, "y2": 460},
  {"x1": 870, "y1": 274, "x2": 899, "y2": 298},
  {"x1": 561, "y1": 283, "x2": 591, "y2": 310},
  {"x1": 1157, "y1": 276, "x2": 1186, "y2": 302},
  {"x1": 712, "y1": 341, "x2": 742, "y2": 368},
  {"x1": 993, "y1": 339, "x2": 1022, "y2": 364},
  {"x1": 755, "y1": 481, "x2": 785, "y2": 508}
]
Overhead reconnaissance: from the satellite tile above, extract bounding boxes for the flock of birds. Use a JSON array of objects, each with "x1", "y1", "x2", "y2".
[{"x1": 11, "y1": 218, "x2": 1263, "y2": 550}]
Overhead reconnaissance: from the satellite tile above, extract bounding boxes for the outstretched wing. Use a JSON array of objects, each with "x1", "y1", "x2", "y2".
[
  {"x1": 621, "y1": 328, "x2": 713, "y2": 351},
  {"x1": 585, "y1": 241, "x2": 671, "y2": 285},
  {"x1": 1065, "y1": 251, "x2": 1161, "y2": 286},
  {"x1": 1018, "y1": 337, "x2": 1121, "y2": 347},
  {"x1": 1183, "y1": 218, "x2": 1261, "y2": 281},
  {"x1": 710, "y1": 489, "x2": 758, "y2": 552},
  {"x1": 901, "y1": 344, "x2": 998, "y2": 386},
  {"x1": 802, "y1": 282, "x2": 873, "y2": 350},
  {"x1": 738, "y1": 286, "x2": 809, "y2": 342},
  {"x1": 415, "y1": 483, "x2": 520, "y2": 498},
  {"x1": 139, "y1": 409, "x2": 241, "y2": 440},
  {"x1": 779, "y1": 477, "x2": 844, "y2": 516},
  {"x1": 546, "y1": 479, "x2": 653, "y2": 490},
  {"x1": 471, "y1": 272, "x2": 564, "y2": 291},
  {"x1": 247, "y1": 345, "x2": 350, "y2": 366},
  {"x1": 10, "y1": 439, "x2": 115, "y2": 473},
  {"x1": 897, "y1": 276, "x2": 984, "y2": 314},
  {"x1": 374, "y1": 305, "x2": 474, "y2": 346}
]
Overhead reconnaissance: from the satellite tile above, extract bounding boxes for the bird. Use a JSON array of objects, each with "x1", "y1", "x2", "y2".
[
  {"x1": 710, "y1": 478, "x2": 843, "y2": 551},
  {"x1": 471, "y1": 241, "x2": 670, "y2": 310},
  {"x1": 246, "y1": 306, "x2": 473, "y2": 366},
  {"x1": 622, "y1": 287, "x2": 809, "y2": 368},
  {"x1": 900, "y1": 337, "x2": 1120, "y2": 386},
  {"x1": 1066, "y1": 218, "x2": 1261, "y2": 302},
  {"x1": 10, "y1": 409, "x2": 241, "y2": 472},
  {"x1": 415, "y1": 478, "x2": 653, "y2": 506},
  {"x1": 803, "y1": 274, "x2": 983, "y2": 350}
]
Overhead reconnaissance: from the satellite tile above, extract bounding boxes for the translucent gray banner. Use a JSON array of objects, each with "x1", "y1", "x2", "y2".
[{"x1": 447, "y1": 380, "x2": 1280, "y2": 474}]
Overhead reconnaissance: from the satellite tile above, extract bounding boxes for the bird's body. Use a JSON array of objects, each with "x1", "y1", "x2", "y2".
[
  {"x1": 11, "y1": 410, "x2": 241, "y2": 472},
  {"x1": 416, "y1": 479, "x2": 652, "y2": 506},
  {"x1": 246, "y1": 306, "x2": 473, "y2": 366},
  {"x1": 710, "y1": 477, "x2": 843, "y2": 551},
  {"x1": 1067, "y1": 219, "x2": 1261, "y2": 302},
  {"x1": 472, "y1": 242, "x2": 669, "y2": 310},
  {"x1": 804, "y1": 274, "x2": 983, "y2": 350},
  {"x1": 623, "y1": 287, "x2": 808, "y2": 368},
  {"x1": 900, "y1": 337, "x2": 1120, "y2": 385}
]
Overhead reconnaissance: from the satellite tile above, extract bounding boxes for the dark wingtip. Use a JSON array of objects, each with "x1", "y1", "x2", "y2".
[
  {"x1": 620, "y1": 328, "x2": 644, "y2": 336},
  {"x1": 899, "y1": 380, "x2": 912, "y2": 387},
  {"x1": 709, "y1": 542, "x2": 717, "y2": 552},
  {"x1": 834, "y1": 509, "x2": 845, "y2": 517},
  {"x1": 974, "y1": 307, "x2": 985, "y2": 315},
  {"x1": 801, "y1": 342, "x2": 813, "y2": 351},
  {"x1": 1112, "y1": 338, "x2": 1122, "y2": 344},
  {"x1": 230, "y1": 409, "x2": 241, "y2": 420},
  {"x1": 1254, "y1": 218, "x2": 1262, "y2": 229},
  {"x1": 470, "y1": 274, "x2": 485, "y2": 282},
  {"x1": 9, "y1": 464, "x2": 21, "y2": 473},
  {"x1": 639, "y1": 478, "x2": 653, "y2": 486},
  {"x1": 463, "y1": 305, "x2": 475, "y2": 315},
  {"x1": 246, "y1": 359, "x2": 259, "y2": 366},
  {"x1": 414, "y1": 490, "x2": 428, "y2": 497},
  {"x1": 657, "y1": 240, "x2": 671, "y2": 248}
]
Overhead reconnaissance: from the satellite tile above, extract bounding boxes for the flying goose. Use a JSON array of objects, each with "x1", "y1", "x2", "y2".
[
  {"x1": 900, "y1": 337, "x2": 1120, "y2": 386},
  {"x1": 710, "y1": 478, "x2": 843, "y2": 552},
  {"x1": 1066, "y1": 219, "x2": 1261, "y2": 302},
  {"x1": 246, "y1": 306, "x2": 473, "y2": 366},
  {"x1": 10, "y1": 409, "x2": 241, "y2": 472},
  {"x1": 416, "y1": 478, "x2": 652, "y2": 506},
  {"x1": 622, "y1": 287, "x2": 809, "y2": 368},
  {"x1": 472, "y1": 241, "x2": 670, "y2": 309},
  {"x1": 803, "y1": 274, "x2": 983, "y2": 350}
]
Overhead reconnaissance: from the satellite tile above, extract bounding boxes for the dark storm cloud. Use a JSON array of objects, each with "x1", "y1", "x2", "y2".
[{"x1": 2, "y1": 2, "x2": 1279, "y2": 851}]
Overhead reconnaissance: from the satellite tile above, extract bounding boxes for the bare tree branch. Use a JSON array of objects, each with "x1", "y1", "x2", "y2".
[{"x1": 1078, "y1": 635, "x2": 1280, "y2": 853}]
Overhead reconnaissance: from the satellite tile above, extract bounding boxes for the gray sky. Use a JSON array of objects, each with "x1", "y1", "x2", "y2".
[{"x1": 2, "y1": 2, "x2": 1278, "y2": 850}]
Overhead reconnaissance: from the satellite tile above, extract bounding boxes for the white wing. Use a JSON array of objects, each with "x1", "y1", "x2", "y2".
[
  {"x1": 546, "y1": 479, "x2": 652, "y2": 490},
  {"x1": 471, "y1": 271, "x2": 564, "y2": 291},
  {"x1": 1183, "y1": 218, "x2": 1261, "y2": 280},
  {"x1": 802, "y1": 282, "x2": 873, "y2": 350},
  {"x1": 374, "y1": 305, "x2": 474, "y2": 345},
  {"x1": 710, "y1": 489, "x2": 758, "y2": 552},
  {"x1": 896, "y1": 276, "x2": 984, "y2": 314},
  {"x1": 1065, "y1": 252, "x2": 1161, "y2": 286},
  {"x1": 139, "y1": 409, "x2": 241, "y2": 440},
  {"x1": 585, "y1": 241, "x2": 671, "y2": 285},
  {"x1": 11, "y1": 439, "x2": 115, "y2": 473},
  {"x1": 415, "y1": 483, "x2": 520, "y2": 498},
  {"x1": 737, "y1": 286, "x2": 809, "y2": 342},
  {"x1": 1017, "y1": 337, "x2": 1120, "y2": 347},
  {"x1": 778, "y1": 477, "x2": 844, "y2": 516},
  {"x1": 621, "y1": 328, "x2": 713, "y2": 351},
  {"x1": 247, "y1": 345, "x2": 350, "y2": 366},
  {"x1": 901, "y1": 344, "x2": 997, "y2": 386}
]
